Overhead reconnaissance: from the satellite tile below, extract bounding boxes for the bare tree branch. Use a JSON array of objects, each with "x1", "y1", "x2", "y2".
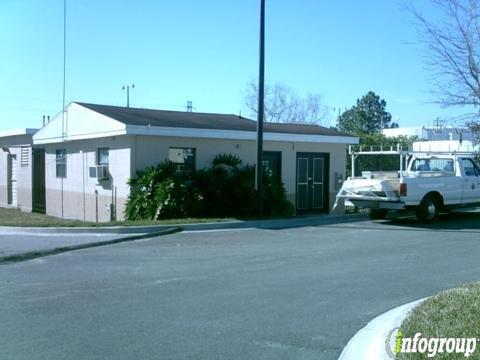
[
  {"x1": 243, "y1": 81, "x2": 330, "y2": 125},
  {"x1": 408, "y1": 0, "x2": 480, "y2": 118}
]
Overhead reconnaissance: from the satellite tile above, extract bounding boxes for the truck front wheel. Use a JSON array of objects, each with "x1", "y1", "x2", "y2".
[
  {"x1": 416, "y1": 195, "x2": 440, "y2": 222},
  {"x1": 368, "y1": 208, "x2": 388, "y2": 220}
]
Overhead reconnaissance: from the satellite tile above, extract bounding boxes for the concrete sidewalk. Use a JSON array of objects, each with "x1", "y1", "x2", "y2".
[
  {"x1": 0, "y1": 213, "x2": 367, "y2": 234},
  {"x1": 0, "y1": 228, "x2": 180, "y2": 264},
  {"x1": 0, "y1": 214, "x2": 367, "y2": 264}
]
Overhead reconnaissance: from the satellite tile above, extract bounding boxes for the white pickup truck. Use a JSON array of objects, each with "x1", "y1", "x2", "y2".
[{"x1": 335, "y1": 148, "x2": 480, "y2": 222}]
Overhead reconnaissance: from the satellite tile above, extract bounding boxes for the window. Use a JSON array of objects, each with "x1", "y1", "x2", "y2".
[
  {"x1": 461, "y1": 158, "x2": 480, "y2": 176},
  {"x1": 21, "y1": 147, "x2": 29, "y2": 167},
  {"x1": 56, "y1": 149, "x2": 67, "y2": 178},
  {"x1": 411, "y1": 158, "x2": 454, "y2": 172},
  {"x1": 262, "y1": 151, "x2": 282, "y2": 180},
  {"x1": 169, "y1": 148, "x2": 196, "y2": 170},
  {"x1": 97, "y1": 147, "x2": 109, "y2": 165}
]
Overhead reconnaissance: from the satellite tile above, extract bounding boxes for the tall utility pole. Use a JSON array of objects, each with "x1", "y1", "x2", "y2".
[
  {"x1": 61, "y1": 0, "x2": 67, "y2": 220},
  {"x1": 122, "y1": 84, "x2": 135, "y2": 107},
  {"x1": 255, "y1": 0, "x2": 266, "y2": 199}
]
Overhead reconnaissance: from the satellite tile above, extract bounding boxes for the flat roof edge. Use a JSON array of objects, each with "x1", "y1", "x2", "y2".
[
  {"x1": 0, "y1": 128, "x2": 39, "y2": 138},
  {"x1": 125, "y1": 125, "x2": 359, "y2": 144}
]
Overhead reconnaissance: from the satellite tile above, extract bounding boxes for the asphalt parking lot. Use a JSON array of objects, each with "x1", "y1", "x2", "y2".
[{"x1": 1, "y1": 212, "x2": 480, "y2": 360}]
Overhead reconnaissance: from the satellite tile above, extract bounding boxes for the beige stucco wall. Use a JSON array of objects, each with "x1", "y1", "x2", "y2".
[
  {"x1": 39, "y1": 134, "x2": 348, "y2": 222},
  {"x1": 131, "y1": 135, "x2": 348, "y2": 213},
  {"x1": 0, "y1": 151, "x2": 8, "y2": 206},
  {"x1": 43, "y1": 136, "x2": 131, "y2": 222},
  {"x1": 0, "y1": 135, "x2": 34, "y2": 211}
]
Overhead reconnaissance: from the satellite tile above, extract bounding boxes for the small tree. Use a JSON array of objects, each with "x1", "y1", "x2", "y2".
[{"x1": 339, "y1": 91, "x2": 398, "y2": 136}]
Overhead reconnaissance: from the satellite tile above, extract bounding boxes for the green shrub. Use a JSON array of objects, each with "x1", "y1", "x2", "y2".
[
  {"x1": 212, "y1": 153, "x2": 243, "y2": 167},
  {"x1": 124, "y1": 154, "x2": 293, "y2": 220},
  {"x1": 125, "y1": 162, "x2": 203, "y2": 220}
]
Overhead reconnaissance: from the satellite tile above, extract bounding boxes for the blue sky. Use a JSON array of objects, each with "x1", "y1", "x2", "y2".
[{"x1": 0, "y1": 0, "x2": 468, "y2": 131}]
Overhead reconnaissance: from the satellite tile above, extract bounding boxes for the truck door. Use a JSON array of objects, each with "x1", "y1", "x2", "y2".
[{"x1": 461, "y1": 158, "x2": 480, "y2": 204}]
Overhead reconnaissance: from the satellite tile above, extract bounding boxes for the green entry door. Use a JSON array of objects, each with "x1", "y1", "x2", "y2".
[
  {"x1": 32, "y1": 148, "x2": 46, "y2": 213},
  {"x1": 296, "y1": 152, "x2": 329, "y2": 213}
]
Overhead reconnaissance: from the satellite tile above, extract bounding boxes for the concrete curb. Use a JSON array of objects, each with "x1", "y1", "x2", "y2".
[
  {"x1": 0, "y1": 225, "x2": 186, "y2": 235},
  {"x1": 0, "y1": 213, "x2": 367, "y2": 235},
  {"x1": 0, "y1": 227, "x2": 181, "y2": 265},
  {"x1": 338, "y1": 298, "x2": 428, "y2": 360}
]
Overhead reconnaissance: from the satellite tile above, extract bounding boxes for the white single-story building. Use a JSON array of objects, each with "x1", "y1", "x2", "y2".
[
  {"x1": 383, "y1": 126, "x2": 477, "y2": 143},
  {"x1": 27, "y1": 102, "x2": 358, "y2": 222},
  {"x1": 413, "y1": 140, "x2": 479, "y2": 152},
  {"x1": 0, "y1": 129, "x2": 39, "y2": 212}
]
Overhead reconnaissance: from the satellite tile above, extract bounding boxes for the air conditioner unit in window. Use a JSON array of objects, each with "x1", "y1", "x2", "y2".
[{"x1": 89, "y1": 165, "x2": 109, "y2": 180}]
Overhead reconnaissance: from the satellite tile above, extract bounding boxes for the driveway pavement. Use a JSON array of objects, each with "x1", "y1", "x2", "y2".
[{"x1": 1, "y1": 212, "x2": 480, "y2": 360}]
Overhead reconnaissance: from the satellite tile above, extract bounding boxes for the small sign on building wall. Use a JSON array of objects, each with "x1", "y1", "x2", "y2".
[{"x1": 169, "y1": 148, "x2": 187, "y2": 163}]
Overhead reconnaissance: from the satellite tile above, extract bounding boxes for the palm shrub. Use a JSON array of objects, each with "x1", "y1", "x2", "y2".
[
  {"x1": 261, "y1": 170, "x2": 294, "y2": 216},
  {"x1": 125, "y1": 162, "x2": 203, "y2": 220},
  {"x1": 195, "y1": 154, "x2": 254, "y2": 217}
]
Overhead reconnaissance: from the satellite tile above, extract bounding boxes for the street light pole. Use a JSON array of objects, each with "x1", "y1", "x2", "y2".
[
  {"x1": 255, "y1": 0, "x2": 266, "y2": 201},
  {"x1": 122, "y1": 84, "x2": 135, "y2": 108}
]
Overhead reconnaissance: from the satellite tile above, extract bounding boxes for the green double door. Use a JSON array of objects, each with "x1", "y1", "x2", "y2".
[{"x1": 296, "y1": 152, "x2": 329, "y2": 213}]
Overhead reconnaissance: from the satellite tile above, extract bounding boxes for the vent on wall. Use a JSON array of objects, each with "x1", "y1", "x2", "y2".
[{"x1": 21, "y1": 147, "x2": 29, "y2": 167}]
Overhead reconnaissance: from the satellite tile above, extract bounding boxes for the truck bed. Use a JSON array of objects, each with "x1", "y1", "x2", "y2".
[{"x1": 336, "y1": 177, "x2": 401, "y2": 201}]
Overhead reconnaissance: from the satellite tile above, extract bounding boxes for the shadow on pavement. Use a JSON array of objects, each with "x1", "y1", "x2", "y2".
[
  {"x1": 251, "y1": 214, "x2": 370, "y2": 230},
  {"x1": 384, "y1": 211, "x2": 480, "y2": 231},
  {"x1": 315, "y1": 211, "x2": 480, "y2": 234}
]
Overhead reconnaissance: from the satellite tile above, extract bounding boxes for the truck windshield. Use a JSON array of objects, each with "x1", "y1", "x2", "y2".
[{"x1": 411, "y1": 158, "x2": 454, "y2": 172}]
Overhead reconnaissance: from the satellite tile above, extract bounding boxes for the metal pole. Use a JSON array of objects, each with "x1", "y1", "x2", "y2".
[
  {"x1": 351, "y1": 154, "x2": 355, "y2": 178},
  {"x1": 61, "y1": 0, "x2": 67, "y2": 220},
  {"x1": 123, "y1": 84, "x2": 134, "y2": 107},
  {"x1": 95, "y1": 190, "x2": 99, "y2": 223},
  {"x1": 255, "y1": 0, "x2": 265, "y2": 200},
  {"x1": 400, "y1": 152, "x2": 403, "y2": 176}
]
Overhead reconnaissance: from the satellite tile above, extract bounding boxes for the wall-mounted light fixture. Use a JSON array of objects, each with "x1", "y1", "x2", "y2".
[{"x1": 2, "y1": 146, "x2": 10, "y2": 154}]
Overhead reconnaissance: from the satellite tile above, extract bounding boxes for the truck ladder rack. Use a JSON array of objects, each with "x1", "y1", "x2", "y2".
[
  {"x1": 348, "y1": 145, "x2": 478, "y2": 156},
  {"x1": 348, "y1": 145, "x2": 478, "y2": 178}
]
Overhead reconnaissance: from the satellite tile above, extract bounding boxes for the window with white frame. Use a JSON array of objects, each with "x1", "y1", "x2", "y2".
[
  {"x1": 56, "y1": 149, "x2": 67, "y2": 178},
  {"x1": 97, "y1": 147, "x2": 109, "y2": 165}
]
